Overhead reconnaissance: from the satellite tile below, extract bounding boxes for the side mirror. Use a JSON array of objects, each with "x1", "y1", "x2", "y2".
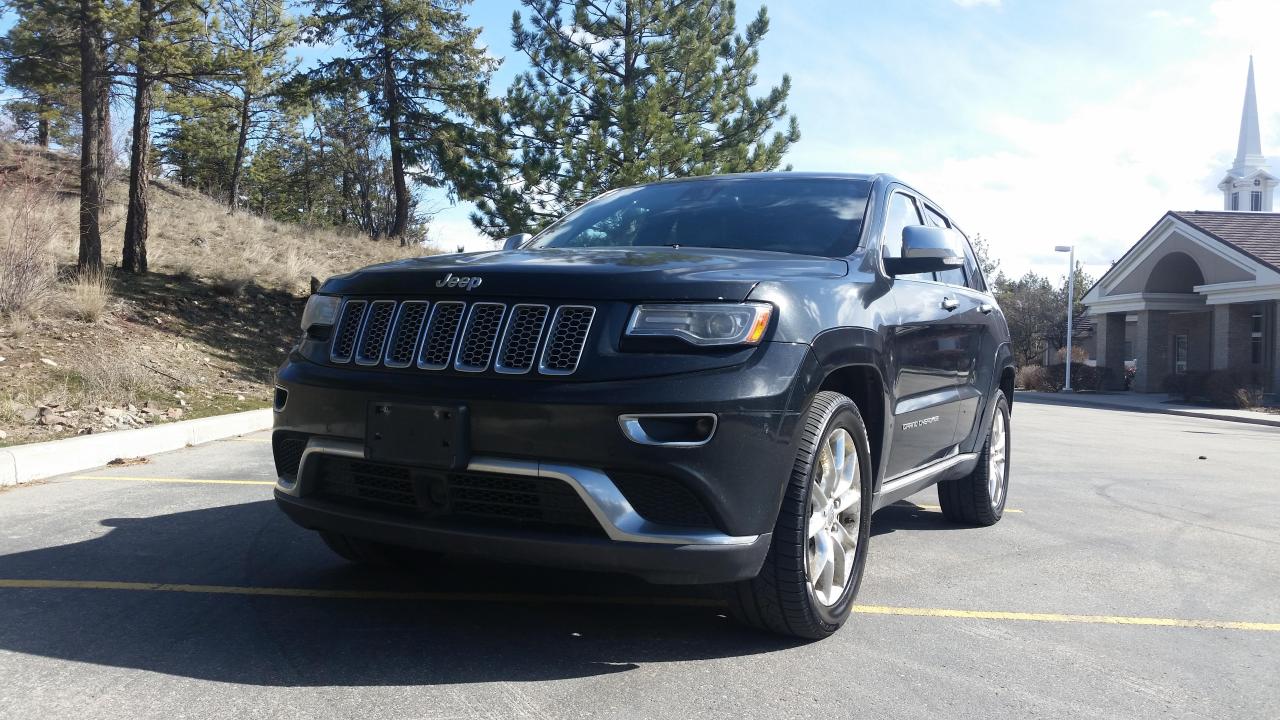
[
  {"x1": 884, "y1": 225, "x2": 965, "y2": 276},
  {"x1": 502, "y1": 232, "x2": 532, "y2": 251}
]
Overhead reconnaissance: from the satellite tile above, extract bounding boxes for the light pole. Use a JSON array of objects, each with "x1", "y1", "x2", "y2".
[{"x1": 1054, "y1": 245, "x2": 1075, "y2": 392}]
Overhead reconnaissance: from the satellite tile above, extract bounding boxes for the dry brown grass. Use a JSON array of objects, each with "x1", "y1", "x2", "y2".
[
  {"x1": 1, "y1": 142, "x2": 429, "y2": 295},
  {"x1": 0, "y1": 141, "x2": 441, "y2": 446},
  {"x1": 63, "y1": 266, "x2": 115, "y2": 322}
]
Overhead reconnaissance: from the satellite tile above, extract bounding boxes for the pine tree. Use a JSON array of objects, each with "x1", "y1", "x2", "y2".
[
  {"x1": 215, "y1": 0, "x2": 298, "y2": 213},
  {"x1": 473, "y1": 0, "x2": 800, "y2": 237},
  {"x1": 121, "y1": 0, "x2": 216, "y2": 273},
  {"x1": 78, "y1": 0, "x2": 112, "y2": 271},
  {"x1": 0, "y1": 0, "x2": 81, "y2": 147},
  {"x1": 304, "y1": 0, "x2": 497, "y2": 242}
]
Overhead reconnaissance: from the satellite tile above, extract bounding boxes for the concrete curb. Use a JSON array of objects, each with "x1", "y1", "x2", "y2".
[
  {"x1": 0, "y1": 408, "x2": 273, "y2": 487},
  {"x1": 1016, "y1": 392, "x2": 1280, "y2": 428}
]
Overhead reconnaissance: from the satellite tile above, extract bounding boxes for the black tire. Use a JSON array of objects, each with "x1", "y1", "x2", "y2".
[
  {"x1": 937, "y1": 392, "x2": 1010, "y2": 526},
  {"x1": 726, "y1": 391, "x2": 873, "y2": 640},
  {"x1": 318, "y1": 530, "x2": 402, "y2": 566}
]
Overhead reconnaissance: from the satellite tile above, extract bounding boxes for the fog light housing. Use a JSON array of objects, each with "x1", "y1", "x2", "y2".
[{"x1": 618, "y1": 413, "x2": 718, "y2": 447}]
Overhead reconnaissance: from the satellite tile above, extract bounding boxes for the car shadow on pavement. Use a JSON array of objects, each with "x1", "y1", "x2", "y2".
[
  {"x1": 0, "y1": 500, "x2": 817, "y2": 687},
  {"x1": 870, "y1": 503, "x2": 961, "y2": 537}
]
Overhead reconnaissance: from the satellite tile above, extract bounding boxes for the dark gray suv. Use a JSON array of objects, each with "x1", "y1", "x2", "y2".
[{"x1": 272, "y1": 173, "x2": 1015, "y2": 639}]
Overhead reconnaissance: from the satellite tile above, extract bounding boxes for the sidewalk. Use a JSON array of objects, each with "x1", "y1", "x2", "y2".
[{"x1": 1015, "y1": 390, "x2": 1280, "y2": 428}]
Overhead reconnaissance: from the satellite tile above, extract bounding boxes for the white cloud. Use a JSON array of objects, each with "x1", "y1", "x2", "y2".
[
  {"x1": 805, "y1": 0, "x2": 1280, "y2": 284},
  {"x1": 952, "y1": 0, "x2": 1001, "y2": 7}
]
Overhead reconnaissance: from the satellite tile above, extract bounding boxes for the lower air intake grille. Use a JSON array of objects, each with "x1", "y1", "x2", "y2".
[
  {"x1": 311, "y1": 456, "x2": 603, "y2": 535},
  {"x1": 272, "y1": 434, "x2": 308, "y2": 479},
  {"x1": 610, "y1": 473, "x2": 718, "y2": 529}
]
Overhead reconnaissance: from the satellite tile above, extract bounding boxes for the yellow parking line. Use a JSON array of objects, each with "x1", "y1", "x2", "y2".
[
  {"x1": 222, "y1": 438, "x2": 271, "y2": 443},
  {"x1": 71, "y1": 475, "x2": 274, "y2": 486},
  {"x1": 852, "y1": 605, "x2": 1279, "y2": 632},
  {"x1": 0, "y1": 578, "x2": 1275, "y2": 632}
]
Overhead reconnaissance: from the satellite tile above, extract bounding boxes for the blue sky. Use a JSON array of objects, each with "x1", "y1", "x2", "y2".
[{"x1": 421, "y1": 0, "x2": 1280, "y2": 284}]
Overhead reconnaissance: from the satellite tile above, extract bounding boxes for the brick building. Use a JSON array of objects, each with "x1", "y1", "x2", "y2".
[{"x1": 1083, "y1": 59, "x2": 1280, "y2": 396}]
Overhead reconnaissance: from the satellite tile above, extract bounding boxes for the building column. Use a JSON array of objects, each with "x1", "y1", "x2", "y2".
[
  {"x1": 1093, "y1": 312, "x2": 1127, "y2": 389},
  {"x1": 1133, "y1": 310, "x2": 1170, "y2": 393},
  {"x1": 1272, "y1": 300, "x2": 1280, "y2": 395},
  {"x1": 1211, "y1": 303, "x2": 1253, "y2": 371}
]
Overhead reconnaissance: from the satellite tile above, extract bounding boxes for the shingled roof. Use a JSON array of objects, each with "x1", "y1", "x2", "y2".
[{"x1": 1171, "y1": 210, "x2": 1280, "y2": 271}]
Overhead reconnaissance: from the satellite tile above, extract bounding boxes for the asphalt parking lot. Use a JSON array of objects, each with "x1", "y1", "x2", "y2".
[{"x1": 0, "y1": 400, "x2": 1277, "y2": 720}]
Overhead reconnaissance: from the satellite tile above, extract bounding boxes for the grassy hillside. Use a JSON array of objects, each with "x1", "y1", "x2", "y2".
[{"x1": 0, "y1": 142, "x2": 430, "y2": 446}]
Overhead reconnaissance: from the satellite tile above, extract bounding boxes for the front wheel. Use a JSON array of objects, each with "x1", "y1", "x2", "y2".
[
  {"x1": 726, "y1": 391, "x2": 873, "y2": 640},
  {"x1": 937, "y1": 392, "x2": 1010, "y2": 526}
]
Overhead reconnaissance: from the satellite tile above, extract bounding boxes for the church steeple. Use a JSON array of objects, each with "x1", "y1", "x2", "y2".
[
  {"x1": 1219, "y1": 57, "x2": 1276, "y2": 211},
  {"x1": 1233, "y1": 56, "x2": 1267, "y2": 175}
]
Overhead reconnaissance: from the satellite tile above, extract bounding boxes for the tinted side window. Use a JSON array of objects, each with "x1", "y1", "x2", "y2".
[
  {"x1": 961, "y1": 238, "x2": 987, "y2": 292},
  {"x1": 923, "y1": 206, "x2": 966, "y2": 286},
  {"x1": 922, "y1": 205, "x2": 949, "y2": 229},
  {"x1": 881, "y1": 192, "x2": 923, "y2": 260}
]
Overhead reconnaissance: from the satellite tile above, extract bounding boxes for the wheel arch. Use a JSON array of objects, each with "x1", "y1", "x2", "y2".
[{"x1": 816, "y1": 365, "x2": 888, "y2": 490}]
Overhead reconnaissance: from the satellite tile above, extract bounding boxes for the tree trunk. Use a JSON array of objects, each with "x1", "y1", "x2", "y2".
[
  {"x1": 227, "y1": 87, "x2": 252, "y2": 213},
  {"x1": 379, "y1": 21, "x2": 409, "y2": 239},
  {"x1": 123, "y1": 0, "x2": 155, "y2": 274},
  {"x1": 77, "y1": 0, "x2": 105, "y2": 272},
  {"x1": 36, "y1": 97, "x2": 50, "y2": 148}
]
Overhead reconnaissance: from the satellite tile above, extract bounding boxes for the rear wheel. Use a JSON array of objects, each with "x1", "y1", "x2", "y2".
[
  {"x1": 726, "y1": 391, "x2": 873, "y2": 640},
  {"x1": 937, "y1": 392, "x2": 1010, "y2": 526}
]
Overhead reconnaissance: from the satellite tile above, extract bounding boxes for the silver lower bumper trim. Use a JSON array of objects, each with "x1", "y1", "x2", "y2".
[{"x1": 278, "y1": 438, "x2": 759, "y2": 547}]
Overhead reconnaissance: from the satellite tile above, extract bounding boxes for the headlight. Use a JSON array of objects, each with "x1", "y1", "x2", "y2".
[
  {"x1": 300, "y1": 294, "x2": 341, "y2": 331},
  {"x1": 625, "y1": 303, "x2": 773, "y2": 346}
]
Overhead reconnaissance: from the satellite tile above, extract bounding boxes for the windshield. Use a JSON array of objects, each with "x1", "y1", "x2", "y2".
[{"x1": 529, "y1": 177, "x2": 871, "y2": 257}]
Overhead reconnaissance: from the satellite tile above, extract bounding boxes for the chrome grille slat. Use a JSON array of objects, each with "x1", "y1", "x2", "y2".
[
  {"x1": 355, "y1": 300, "x2": 397, "y2": 365},
  {"x1": 384, "y1": 301, "x2": 429, "y2": 368},
  {"x1": 455, "y1": 302, "x2": 506, "y2": 372},
  {"x1": 417, "y1": 301, "x2": 467, "y2": 370},
  {"x1": 540, "y1": 305, "x2": 596, "y2": 376},
  {"x1": 494, "y1": 304, "x2": 550, "y2": 375},
  {"x1": 329, "y1": 298, "x2": 593, "y2": 376},
  {"x1": 329, "y1": 300, "x2": 368, "y2": 364}
]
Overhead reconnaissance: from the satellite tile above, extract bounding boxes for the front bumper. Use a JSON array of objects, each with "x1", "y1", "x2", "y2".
[{"x1": 271, "y1": 342, "x2": 810, "y2": 584}]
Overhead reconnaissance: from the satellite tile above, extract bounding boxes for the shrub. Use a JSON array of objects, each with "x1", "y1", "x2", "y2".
[
  {"x1": 0, "y1": 172, "x2": 59, "y2": 315},
  {"x1": 1016, "y1": 365, "x2": 1052, "y2": 391},
  {"x1": 1022, "y1": 363, "x2": 1116, "y2": 392},
  {"x1": 1164, "y1": 369, "x2": 1266, "y2": 408}
]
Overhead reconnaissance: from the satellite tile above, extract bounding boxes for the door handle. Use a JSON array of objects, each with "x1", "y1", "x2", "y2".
[
  {"x1": 941, "y1": 297, "x2": 959, "y2": 311},
  {"x1": 979, "y1": 303, "x2": 994, "y2": 314}
]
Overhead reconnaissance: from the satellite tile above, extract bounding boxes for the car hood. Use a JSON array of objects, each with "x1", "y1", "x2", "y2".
[{"x1": 320, "y1": 247, "x2": 849, "y2": 301}]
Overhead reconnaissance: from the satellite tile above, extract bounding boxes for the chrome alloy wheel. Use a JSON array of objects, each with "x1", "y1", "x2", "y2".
[
  {"x1": 987, "y1": 409, "x2": 1008, "y2": 509},
  {"x1": 806, "y1": 427, "x2": 861, "y2": 607}
]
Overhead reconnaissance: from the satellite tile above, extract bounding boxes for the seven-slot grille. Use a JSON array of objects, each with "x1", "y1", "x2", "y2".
[{"x1": 328, "y1": 298, "x2": 595, "y2": 376}]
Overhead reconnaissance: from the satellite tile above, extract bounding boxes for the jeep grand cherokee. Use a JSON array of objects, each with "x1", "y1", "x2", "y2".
[{"x1": 272, "y1": 173, "x2": 1015, "y2": 639}]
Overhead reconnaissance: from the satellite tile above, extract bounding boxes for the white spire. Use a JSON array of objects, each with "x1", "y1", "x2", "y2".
[{"x1": 1232, "y1": 56, "x2": 1267, "y2": 175}]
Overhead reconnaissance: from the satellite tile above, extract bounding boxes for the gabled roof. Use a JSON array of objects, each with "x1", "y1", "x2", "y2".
[{"x1": 1170, "y1": 211, "x2": 1280, "y2": 271}]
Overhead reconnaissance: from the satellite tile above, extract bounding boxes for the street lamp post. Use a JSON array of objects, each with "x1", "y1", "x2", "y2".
[{"x1": 1055, "y1": 245, "x2": 1075, "y2": 392}]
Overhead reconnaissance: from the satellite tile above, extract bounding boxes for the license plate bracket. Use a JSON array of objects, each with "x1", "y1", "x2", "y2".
[{"x1": 366, "y1": 402, "x2": 470, "y2": 470}]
